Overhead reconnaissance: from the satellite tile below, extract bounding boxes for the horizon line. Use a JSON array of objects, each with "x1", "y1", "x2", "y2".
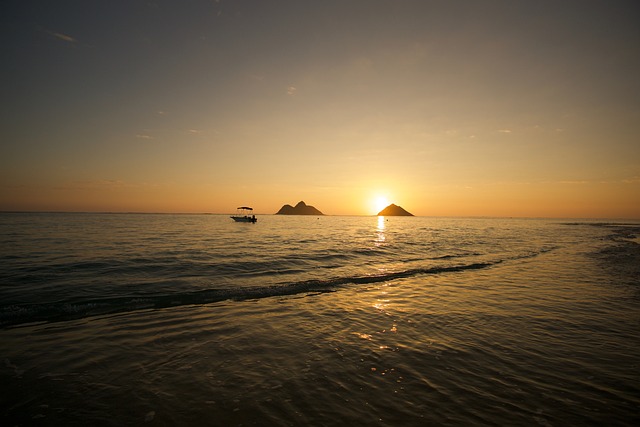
[{"x1": 1, "y1": 210, "x2": 638, "y2": 221}]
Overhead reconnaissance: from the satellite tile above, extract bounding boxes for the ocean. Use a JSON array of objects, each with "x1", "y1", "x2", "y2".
[{"x1": 1, "y1": 213, "x2": 638, "y2": 426}]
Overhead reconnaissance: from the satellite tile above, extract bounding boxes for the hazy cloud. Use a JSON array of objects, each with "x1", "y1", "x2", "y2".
[
  {"x1": 44, "y1": 29, "x2": 77, "y2": 43},
  {"x1": 558, "y1": 180, "x2": 589, "y2": 185},
  {"x1": 54, "y1": 180, "x2": 129, "y2": 191},
  {"x1": 247, "y1": 73, "x2": 265, "y2": 82},
  {"x1": 498, "y1": 129, "x2": 512, "y2": 134},
  {"x1": 287, "y1": 86, "x2": 297, "y2": 96}
]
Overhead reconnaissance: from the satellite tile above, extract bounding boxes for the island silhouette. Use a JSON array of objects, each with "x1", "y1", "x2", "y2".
[
  {"x1": 377, "y1": 203, "x2": 414, "y2": 216},
  {"x1": 276, "y1": 201, "x2": 324, "y2": 215}
]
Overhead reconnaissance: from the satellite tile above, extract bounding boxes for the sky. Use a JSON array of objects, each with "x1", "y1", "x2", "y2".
[{"x1": 1, "y1": 0, "x2": 639, "y2": 218}]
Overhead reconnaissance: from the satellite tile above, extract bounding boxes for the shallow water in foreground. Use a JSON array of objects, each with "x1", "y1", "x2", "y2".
[{"x1": 1, "y1": 214, "x2": 639, "y2": 425}]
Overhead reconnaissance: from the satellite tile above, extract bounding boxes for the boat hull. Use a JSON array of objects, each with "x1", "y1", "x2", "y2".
[{"x1": 231, "y1": 216, "x2": 257, "y2": 223}]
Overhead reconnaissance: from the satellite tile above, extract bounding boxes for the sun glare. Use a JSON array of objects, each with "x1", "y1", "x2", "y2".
[{"x1": 373, "y1": 196, "x2": 389, "y2": 214}]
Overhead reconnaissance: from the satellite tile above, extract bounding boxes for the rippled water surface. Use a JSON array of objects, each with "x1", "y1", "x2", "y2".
[{"x1": 1, "y1": 213, "x2": 639, "y2": 425}]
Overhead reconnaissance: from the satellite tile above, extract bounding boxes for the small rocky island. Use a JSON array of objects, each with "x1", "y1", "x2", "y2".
[
  {"x1": 377, "y1": 203, "x2": 414, "y2": 216},
  {"x1": 276, "y1": 201, "x2": 324, "y2": 215}
]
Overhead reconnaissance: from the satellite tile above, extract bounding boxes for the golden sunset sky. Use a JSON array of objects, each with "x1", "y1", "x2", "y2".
[{"x1": 1, "y1": 1, "x2": 639, "y2": 217}]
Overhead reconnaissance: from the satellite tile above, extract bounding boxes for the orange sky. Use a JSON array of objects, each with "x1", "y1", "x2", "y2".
[{"x1": 1, "y1": 1, "x2": 639, "y2": 218}]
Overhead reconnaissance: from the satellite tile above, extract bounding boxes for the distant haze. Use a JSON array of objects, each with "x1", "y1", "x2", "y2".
[{"x1": 1, "y1": 1, "x2": 639, "y2": 218}]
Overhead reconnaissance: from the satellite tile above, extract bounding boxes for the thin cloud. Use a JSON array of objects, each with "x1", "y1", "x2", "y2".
[
  {"x1": 247, "y1": 73, "x2": 265, "y2": 82},
  {"x1": 136, "y1": 134, "x2": 153, "y2": 140},
  {"x1": 43, "y1": 28, "x2": 77, "y2": 43},
  {"x1": 54, "y1": 180, "x2": 129, "y2": 191},
  {"x1": 53, "y1": 32, "x2": 76, "y2": 43},
  {"x1": 557, "y1": 180, "x2": 589, "y2": 185},
  {"x1": 287, "y1": 86, "x2": 297, "y2": 96},
  {"x1": 497, "y1": 129, "x2": 512, "y2": 134},
  {"x1": 621, "y1": 176, "x2": 640, "y2": 184}
]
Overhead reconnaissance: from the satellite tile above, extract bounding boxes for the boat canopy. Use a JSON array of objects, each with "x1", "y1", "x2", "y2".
[{"x1": 237, "y1": 206, "x2": 253, "y2": 210}]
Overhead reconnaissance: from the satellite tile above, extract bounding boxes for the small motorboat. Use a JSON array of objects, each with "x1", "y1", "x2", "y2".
[{"x1": 231, "y1": 206, "x2": 257, "y2": 223}]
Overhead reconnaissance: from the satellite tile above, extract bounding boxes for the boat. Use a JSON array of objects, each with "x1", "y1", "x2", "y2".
[{"x1": 231, "y1": 206, "x2": 257, "y2": 223}]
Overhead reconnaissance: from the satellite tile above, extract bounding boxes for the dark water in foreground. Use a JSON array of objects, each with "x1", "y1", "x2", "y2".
[{"x1": 1, "y1": 213, "x2": 639, "y2": 426}]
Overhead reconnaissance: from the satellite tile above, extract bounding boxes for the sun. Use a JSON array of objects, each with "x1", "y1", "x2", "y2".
[{"x1": 373, "y1": 195, "x2": 390, "y2": 214}]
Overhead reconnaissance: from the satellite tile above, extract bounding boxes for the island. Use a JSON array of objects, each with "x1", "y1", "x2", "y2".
[
  {"x1": 276, "y1": 201, "x2": 324, "y2": 215},
  {"x1": 377, "y1": 203, "x2": 414, "y2": 216}
]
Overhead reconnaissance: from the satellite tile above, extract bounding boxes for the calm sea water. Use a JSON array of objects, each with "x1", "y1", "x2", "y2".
[{"x1": 1, "y1": 213, "x2": 639, "y2": 426}]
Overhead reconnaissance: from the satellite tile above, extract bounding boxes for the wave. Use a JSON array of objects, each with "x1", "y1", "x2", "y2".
[
  {"x1": 0, "y1": 261, "x2": 498, "y2": 329},
  {"x1": 0, "y1": 243, "x2": 561, "y2": 329}
]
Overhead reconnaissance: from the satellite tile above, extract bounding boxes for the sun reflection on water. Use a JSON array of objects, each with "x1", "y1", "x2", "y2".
[{"x1": 375, "y1": 216, "x2": 386, "y2": 246}]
